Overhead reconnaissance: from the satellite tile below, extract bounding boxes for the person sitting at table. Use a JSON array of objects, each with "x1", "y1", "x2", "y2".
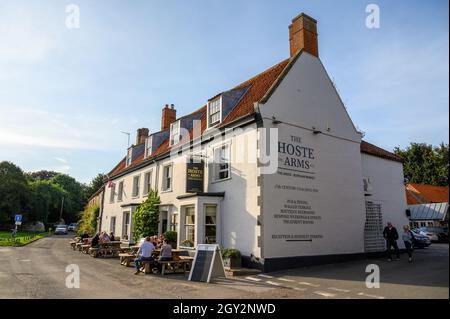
[
  {"x1": 91, "y1": 232, "x2": 100, "y2": 248},
  {"x1": 78, "y1": 232, "x2": 89, "y2": 242},
  {"x1": 150, "y1": 236, "x2": 158, "y2": 247},
  {"x1": 109, "y1": 232, "x2": 115, "y2": 241},
  {"x1": 101, "y1": 231, "x2": 111, "y2": 243},
  {"x1": 134, "y1": 236, "x2": 155, "y2": 275},
  {"x1": 157, "y1": 239, "x2": 172, "y2": 273}
]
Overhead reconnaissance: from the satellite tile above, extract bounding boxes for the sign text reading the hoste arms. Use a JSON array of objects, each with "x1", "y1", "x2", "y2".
[{"x1": 278, "y1": 135, "x2": 315, "y2": 170}]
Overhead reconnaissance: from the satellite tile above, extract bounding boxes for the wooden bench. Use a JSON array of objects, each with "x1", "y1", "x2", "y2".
[
  {"x1": 69, "y1": 241, "x2": 77, "y2": 250},
  {"x1": 159, "y1": 257, "x2": 193, "y2": 275},
  {"x1": 81, "y1": 244, "x2": 91, "y2": 254},
  {"x1": 119, "y1": 253, "x2": 135, "y2": 267}
]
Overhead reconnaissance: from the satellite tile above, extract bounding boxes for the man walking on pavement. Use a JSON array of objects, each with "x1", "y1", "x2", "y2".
[{"x1": 383, "y1": 222, "x2": 400, "y2": 261}]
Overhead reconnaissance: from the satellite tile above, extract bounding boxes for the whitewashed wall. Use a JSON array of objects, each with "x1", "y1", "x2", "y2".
[
  {"x1": 361, "y1": 153, "x2": 409, "y2": 249},
  {"x1": 259, "y1": 51, "x2": 367, "y2": 259}
]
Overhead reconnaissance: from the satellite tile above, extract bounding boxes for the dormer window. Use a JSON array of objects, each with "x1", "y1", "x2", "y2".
[
  {"x1": 170, "y1": 120, "x2": 181, "y2": 146},
  {"x1": 145, "y1": 136, "x2": 153, "y2": 158},
  {"x1": 126, "y1": 148, "x2": 132, "y2": 167},
  {"x1": 208, "y1": 96, "x2": 222, "y2": 128}
]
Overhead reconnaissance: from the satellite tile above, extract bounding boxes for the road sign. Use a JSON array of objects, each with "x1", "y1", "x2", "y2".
[{"x1": 15, "y1": 214, "x2": 22, "y2": 222}]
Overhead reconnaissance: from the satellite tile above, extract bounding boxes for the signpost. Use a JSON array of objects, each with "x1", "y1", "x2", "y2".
[
  {"x1": 188, "y1": 244, "x2": 226, "y2": 283},
  {"x1": 186, "y1": 160, "x2": 204, "y2": 193}
]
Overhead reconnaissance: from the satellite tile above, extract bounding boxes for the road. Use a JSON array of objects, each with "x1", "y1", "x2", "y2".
[{"x1": 0, "y1": 235, "x2": 448, "y2": 299}]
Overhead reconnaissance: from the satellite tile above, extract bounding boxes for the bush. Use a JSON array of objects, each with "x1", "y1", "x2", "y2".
[
  {"x1": 132, "y1": 189, "x2": 160, "y2": 241},
  {"x1": 221, "y1": 248, "x2": 241, "y2": 259},
  {"x1": 164, "y1": 230, "x2": 177, "y2": 243},
  {"x1": 77, "y1": 204, "x2": 99, "y2": 236}
]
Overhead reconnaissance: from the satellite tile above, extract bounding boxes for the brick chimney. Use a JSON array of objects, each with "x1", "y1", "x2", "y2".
[
  {"x1": 136, "y1": 128, "x2": 149, "y2": 145},
  {"x1": 161, "y1": 104, "x2": 176, "y2": 131},
  {"x1": 289, "y1": 13, "x2": 318, "y2": 57}
]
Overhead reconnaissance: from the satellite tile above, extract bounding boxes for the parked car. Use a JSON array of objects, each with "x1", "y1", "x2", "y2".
[
  {"x1": 415, "y1": 227, "x2": 448, "y2": 242},
  {"x1": 411, "y1": 229, "x2": 432, "y2": 248},
  {"x1": 54, "y1": 225, "x2": 68, "y2": 235},
  {"x1": 67, "y1": 223, "x2": 78, "y2": 232}
]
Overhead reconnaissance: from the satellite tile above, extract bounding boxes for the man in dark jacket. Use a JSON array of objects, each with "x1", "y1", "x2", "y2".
[{"x1": 383, "y1": 222, "x2": 400, "y2": 261}]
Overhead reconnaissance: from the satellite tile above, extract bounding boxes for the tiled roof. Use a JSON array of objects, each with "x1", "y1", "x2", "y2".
[
  {"x1": 406, "y1": 183, "x2": 449, "y2": 205},
  {"x1": 107, "y1": 58, "x2": 404, "y2": 179},
  {"x1": 360, "y1": 141, "x2": 403, "y2": 163}
]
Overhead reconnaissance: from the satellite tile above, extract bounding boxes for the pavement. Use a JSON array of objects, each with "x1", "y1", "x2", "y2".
[{"x1": 0, "y1": 234, "x2": 448, "y2": 299}]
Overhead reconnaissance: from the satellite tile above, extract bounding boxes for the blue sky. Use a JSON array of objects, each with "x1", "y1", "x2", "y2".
[{"x1": 0, "y1": 0, "x2": 448, "y2": 183}]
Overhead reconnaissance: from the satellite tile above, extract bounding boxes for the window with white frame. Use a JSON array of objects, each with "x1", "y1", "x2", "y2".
[
  {"x1": 126, "y1": 148, "x2": 132, "y2": 166},
  {"x1": 208, "y1": 97, "x2": 221, "y2": 127},
  {"x1": 143, "y1": 170, "x2": 152, "y2": 195},
  {"x1": 109, "y1": 184, "x2": 116, "y2": 203},
  {"x1": 183, "y1": 206, "x2": 195, "y2": 247},
  {"x1": 214, "y1": 144, "x2": 231, "y2": 181},
  {"x1": 117, "y1": 181, "x2": 124, "y2": 201},
  {"x1": 145, "y1": 136, "x2": 153, "y2": 158},
  {"x1": 170, "y1": 120, "x2": 181, "y2": 146},
  {"x1": 110, "y1": 216, "x2": 116, "y2": 234},
  {"x1": 162, "y1": 164, "x2": 173, "y2": 191},
  {"x1": 204, "y1": 205, "x2": 217, "y2": 244},
  {"x1": 132, "y1": 175, "x2": 140, "y2": 197}
]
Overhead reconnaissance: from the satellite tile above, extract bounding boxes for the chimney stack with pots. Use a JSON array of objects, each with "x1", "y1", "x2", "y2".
[
  {"x1": 161, "y1": 104, "x2": 177, "y2": 131},
  {"x1": 136, "y1": 128, "x2": 149, "y2": 145},
  {"x1": 289, "y1": 13, "x2": 318, "y2": 58}
]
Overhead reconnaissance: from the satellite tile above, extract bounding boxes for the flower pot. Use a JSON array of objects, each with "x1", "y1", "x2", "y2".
[{"x1": 223, "y1": 257, "x2": 242, "y2": 269}]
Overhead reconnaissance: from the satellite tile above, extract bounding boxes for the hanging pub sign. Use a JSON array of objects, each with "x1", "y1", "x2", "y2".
[{"x1": 186, "y1": 158, "x2": 204, "y2": 193}]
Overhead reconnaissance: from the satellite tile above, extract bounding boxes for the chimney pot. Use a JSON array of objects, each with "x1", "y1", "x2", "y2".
[
  {"x1": 162, "y1": 104, "x2": 177, "y2": 130},
  {"x1": 289, "y1": 13, "x2": 318, "y2": 57}
]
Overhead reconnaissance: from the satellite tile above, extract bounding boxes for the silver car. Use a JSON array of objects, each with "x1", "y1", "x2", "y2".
[{"x1": 54, "y1": 225, "x2": 68, "y2": 235}]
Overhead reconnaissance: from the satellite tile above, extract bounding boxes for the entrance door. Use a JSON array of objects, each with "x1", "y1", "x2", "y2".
[
  {"x1": 161, "y1": 219, "x2": 168, "y2": 234},
  {"x1": 122, "y1": 211, "x2": 130, "y2": 240}
]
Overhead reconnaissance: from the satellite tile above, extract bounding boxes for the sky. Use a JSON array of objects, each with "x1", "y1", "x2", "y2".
[{"x1": 0, "y1": 0, "x2": 448, "y2": 183}]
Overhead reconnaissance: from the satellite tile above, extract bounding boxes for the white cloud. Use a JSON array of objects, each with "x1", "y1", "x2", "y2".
[{"x1": 0, "y1": 105, "x2": 128, "y2": 151}]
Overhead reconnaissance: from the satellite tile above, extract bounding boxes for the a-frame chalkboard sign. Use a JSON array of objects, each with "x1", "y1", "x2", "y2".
[{"x1": 188, "y1": 244, "x2": 226, "y2": 283}]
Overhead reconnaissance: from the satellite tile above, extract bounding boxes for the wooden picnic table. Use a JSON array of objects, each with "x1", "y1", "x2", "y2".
[{"x1": 89, "y1": 241, "x2": 124, "y2": 258}]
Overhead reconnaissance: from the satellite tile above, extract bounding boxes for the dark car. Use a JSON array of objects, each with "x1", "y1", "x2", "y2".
[
  {"x1": 411, "y1": 229, "x2": 432, "y2": 248},
  {"x1": 416, "y1": 226, "x2": 449, "y2": 243}
]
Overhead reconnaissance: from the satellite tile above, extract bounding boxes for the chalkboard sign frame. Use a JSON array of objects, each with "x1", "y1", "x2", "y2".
[{"x1": 188, "y1": 244, "x2": 226, "y2": 283}]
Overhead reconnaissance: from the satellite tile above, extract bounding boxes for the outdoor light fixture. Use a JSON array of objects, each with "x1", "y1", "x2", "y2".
[
  {"x1": 272, "y1": 115, "x2": 282, "y2": 125},
  {"x1": 312, "y1": 127, "x2": 322, "y2": 134}
]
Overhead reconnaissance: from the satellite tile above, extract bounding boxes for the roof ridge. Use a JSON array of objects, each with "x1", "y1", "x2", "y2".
[{"x1": 234, "y1": 59, "x2": 290, "y2": 89}]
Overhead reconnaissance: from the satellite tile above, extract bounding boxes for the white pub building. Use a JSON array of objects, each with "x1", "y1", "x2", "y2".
[{"x1": 100, "y1": 13, "x2": 409, "y2": 271}]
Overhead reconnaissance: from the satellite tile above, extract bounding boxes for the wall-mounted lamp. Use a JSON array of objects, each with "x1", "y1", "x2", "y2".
[
  {"x1": 272, "y1": 115, "x2": 282, "y2": 125},
  {"x1": 312, "y1": 127, "x2": 322, "y2": 134}
]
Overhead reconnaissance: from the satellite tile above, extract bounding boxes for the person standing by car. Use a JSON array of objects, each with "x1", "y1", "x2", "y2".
[
  {"x1": 402, "y1": 225, "x2": 414, "y2": 263},
  {"x1": 383, "y1": 222, "x2": 400, "y2": 261}
]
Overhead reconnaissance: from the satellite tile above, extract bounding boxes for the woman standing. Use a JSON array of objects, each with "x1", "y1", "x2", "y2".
[{"x1": 402, "y1": 225, "x2": 414, "y2": 263}]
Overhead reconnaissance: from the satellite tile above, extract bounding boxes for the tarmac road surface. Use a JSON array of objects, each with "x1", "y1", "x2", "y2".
[{"x1": 0, "y1": 234, "x2": 447, "y2": 299}]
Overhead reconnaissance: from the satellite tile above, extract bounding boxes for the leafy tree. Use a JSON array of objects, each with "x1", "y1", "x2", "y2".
[
  {"x1": 28, "y1": 179, "x2": 67, "y2": 224},
  {"x1": 77, "y1": 204, "x2": 100, "y2": 236},
  {"x1": 0, "y1": 161, "x2": 30, "y2": 226},
  {"x1": 85, "y1": 173, "x2": 107, "y2": 200},
  {"x1": 132, "y1": 190, "x2": 160, "y2": 241},
  {"x1": 27, "y1": 170, "x2": 59, "y2": 181},
  {"x1": 50, "y1": 174, "x2": 86, "y2": 223},
  {"x1": 394, "y1": 143, "x2": 449, "y2": 186}
]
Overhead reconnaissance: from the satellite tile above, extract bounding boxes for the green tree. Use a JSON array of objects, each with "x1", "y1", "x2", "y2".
[
  {"x1": 50, "y1": 174, "x2": 86, "y2": 223},
  {"x1": 28, "y1": 179, "x2": 67, "y2": 224},
  {"x1": 0, "y1": 161, "x2": 30, "y2": 225},
  {"x1": 394, "y1": 142, "x2": 449, "y2": 186},
  {"x1": 132, "y1": 190, "x2": 160, "y2": 241},
  {"x1": 27, "y1": 170, "x2": 59, "y2": 181},
  {"x1": 77, "y1": 204, "x2": 100, "y2": 236},
  {"x1": 85, "y1": 173, "x2": 107, "y2": 200}
]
